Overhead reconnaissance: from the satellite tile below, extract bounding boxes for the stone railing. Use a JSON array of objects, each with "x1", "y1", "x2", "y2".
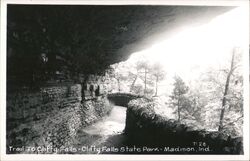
[
  {"x1": 124, "y1": 97, "x2": 243, "y2": 154},
  {"x1": 106, "y1": 94, "x2": 243, "y2": 154},
  {"x1": 107, "y1": 92, "x2": 142, "y2": 107}
]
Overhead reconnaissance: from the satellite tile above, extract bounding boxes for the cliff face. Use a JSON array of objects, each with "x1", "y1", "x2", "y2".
[
  {"x1": 7, "y1": 5, "x2": 233, "y2": 85},
  {"x1": 7, "y1": 69, "x2": 117, "y2": 154},
  {"x1": 7, "y1": 82, "x2": 113, "y2": 154}
]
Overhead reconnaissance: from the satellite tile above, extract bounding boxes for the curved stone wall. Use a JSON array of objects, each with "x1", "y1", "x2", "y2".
[
  {"x1": 107, "y1": 93, "x2": 142, "y2": 107},
  {"x1": 107, "y1": 94, "x2": 243, "y2": 154},
  {"x1": 125, "y1": 98, "x2": 243, "y2": 154}
]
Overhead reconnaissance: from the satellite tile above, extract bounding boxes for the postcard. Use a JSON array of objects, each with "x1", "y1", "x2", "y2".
[{"x1": 0, "y1": 0, "x2": 249, "y2": 161}]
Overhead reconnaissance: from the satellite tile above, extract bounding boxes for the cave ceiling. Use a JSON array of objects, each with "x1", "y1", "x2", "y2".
[{"x1": 7, "y1": 5, "x2": 234, "y2": 75}]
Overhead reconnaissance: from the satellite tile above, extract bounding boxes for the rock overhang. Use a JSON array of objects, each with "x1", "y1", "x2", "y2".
[{"x1": 7, "y1": 5, "x2": 234, "y2": 80}]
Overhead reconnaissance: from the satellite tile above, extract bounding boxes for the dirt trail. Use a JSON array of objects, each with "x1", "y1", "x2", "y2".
[{"x1": 71, "y1": 106, "x2": 127, "y2": 154}]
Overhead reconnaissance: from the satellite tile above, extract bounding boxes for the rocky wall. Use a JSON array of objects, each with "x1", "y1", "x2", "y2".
[
  {"x1": 124, "y1": 98, "x2": 243, "y2": 154},
  {"x1": 7, "y1": 84, "x2": 112, "y2": 154}
]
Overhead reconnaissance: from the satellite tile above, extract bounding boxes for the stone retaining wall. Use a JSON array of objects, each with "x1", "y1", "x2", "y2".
[
  {"x1": 7, "y1": 84, "x2": 112, "y2": 154},
  {"x1": 124, "y1": 98, "x2": 243, "y2": 154},
  {"x1": 107, "y1": 93, "x2": 142, "y2": 107}
]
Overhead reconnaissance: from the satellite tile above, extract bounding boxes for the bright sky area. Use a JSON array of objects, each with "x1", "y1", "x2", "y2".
[{"x1": 124, "y1": 6, "x2": 248, "y2": 95}]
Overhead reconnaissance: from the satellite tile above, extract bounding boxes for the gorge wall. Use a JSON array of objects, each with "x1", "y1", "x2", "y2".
[{"x1": 7, "y1": 77, "x2": 113, "y2": 154}]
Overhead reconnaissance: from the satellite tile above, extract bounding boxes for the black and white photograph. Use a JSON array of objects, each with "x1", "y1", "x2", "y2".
[{"x1": 0, "y1": 0, "x2": 249, "y2": 161}]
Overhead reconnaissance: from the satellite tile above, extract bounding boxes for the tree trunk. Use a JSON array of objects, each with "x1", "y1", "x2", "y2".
[
  {"x1": 177, "y1": 99, "x2": 180, "y2": 122},
  {"x1": 154, "y1": 76, "x2": 159, "y2": 96},
  {"x1": 130, "y1": 75, "x2": 137, "y2": 92},
  {"x1": 218, "y1": 51, "x2": 235, "y2": 131},
  {"x1": 117, "y1": 79, "x2": 121, "y2": 92},
  {"x1": 144, "y1": 69, "x2": 147, "y2": 95}
]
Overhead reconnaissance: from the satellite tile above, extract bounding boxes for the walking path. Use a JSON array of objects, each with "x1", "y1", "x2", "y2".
[{"x1": 71, "y1": 106, "x2": 127, "y2": 154}]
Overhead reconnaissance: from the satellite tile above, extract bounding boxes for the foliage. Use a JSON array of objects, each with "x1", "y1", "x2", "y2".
[
  {"x1": 135, "y1": 59, "x2": 152, "y2": 95},
  {"x1": 128, "y1": 98, "x2": 155, "y2": 114},
  {"x1": 107, "y1": 63, "x2": 129, "y2": 92},
  {"x1": 169, "y1": 75, "x2": 189, "y2": 122},
  {"x1": 108, "y1": 59, "x2": 166, "y2": 97},
  {"x1": 151, "y1": 63, "x2": 166, "y2": 81},
  {"x1": 185, "y1": 48, "x2": 243, "y2": 136},
  {"x1": 151, "y1": 63, "x2": 166, "y2": 96}
]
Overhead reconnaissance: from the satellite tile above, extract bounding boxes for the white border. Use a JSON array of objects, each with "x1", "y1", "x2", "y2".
[
  {"x1": 1, "y1": 0, "x2": 249, "y2": 6},
  {"x1": 1, "y1": 0, "x2": 249, "y2": 161}
]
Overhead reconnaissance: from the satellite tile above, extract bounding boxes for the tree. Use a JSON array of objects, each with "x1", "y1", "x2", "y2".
[
  {"x1": 136, "y1": 59, "x2": 152, "y2": 95},
  {"x1": 192, "y1": 47, "x2": 243, "y2": 136},
  {"x1": 108, "y1": 63, "x2": 127, "y2": 92},
  {"x1": 129, "y1": 69, "x2": 139, "y2": 93},
  {"x1": 151, "y1": 63, "x2": 166, "y2": 96},
  {"x1": 218, "y1": 47, "x2": 242, "y2": 132},
  {"x1": 169, "y1": 76, "x2": 189, "y2": 122}
]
